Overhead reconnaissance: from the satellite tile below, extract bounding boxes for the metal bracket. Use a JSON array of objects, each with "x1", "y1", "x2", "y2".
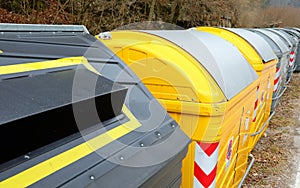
[
  {"x1": 293, "y1": 65, "x2": 298, "y2": 71},
  {"x1": 272, "y1": 86, "x2": 287, "y2": 100},
  {"x1": 238, "y1": 154, "x2": 255, "y2": 188},
  {"x1": 286, "y1": 73, "x2": 293, "y2": 84},
  {"x1": 250, "y1": 111, "x2": 275, "y2": 137}
]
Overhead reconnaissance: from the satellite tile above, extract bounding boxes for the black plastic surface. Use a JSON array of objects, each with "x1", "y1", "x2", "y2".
[
  {"x1": 0, "y1": 68, "x2": 127, "y2": 165},
  {"x1": 0, "y1": 30, "x2": 190, "y2": 188}
]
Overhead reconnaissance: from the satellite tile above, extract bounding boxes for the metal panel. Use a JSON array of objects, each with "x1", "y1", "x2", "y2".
[
  {"x1": 142, "y1": 29, "x2": 258, "y2": 100},
  {"x1": 251, "y1": 29, "x2": 289, "y2": 54},
  {"x1": 291, "y1": 28, "x2": 300, "y2": 35},
  {"x1": 0, "y1": 23, "x2": 89, "y2": 33},
  {"x1": 266, "y1": 29, "x2": 293, "y2": 48},
  {"x1": 224, "y1": 28, "x2": 277, "y2": 63},
  {"x1": 283, "y1": 28, "x2": 300, "y2": 39},
  {"x1": 249, "y1": 29, "x2": 282, "y2": 56},
  {"x1": 274, "y1": 29, "x2": 299, "y2": 46}
]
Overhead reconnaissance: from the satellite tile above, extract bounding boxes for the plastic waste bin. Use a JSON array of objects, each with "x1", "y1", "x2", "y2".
[
  {"x1": 98, "y1": 29, "x2": 259, "y2": 188},
  {"x1": 267, "y1": 28, "x2": 296, "y2": 82},
  {"x1": 249, "y1": 29, "x2": 290, "y2": 112},
  {"x1": 0, "y1": 24, "x2": 189, "y2": 188},
  {"x1": 195, "y1": 26, "x2": 278, "y2": 185}
]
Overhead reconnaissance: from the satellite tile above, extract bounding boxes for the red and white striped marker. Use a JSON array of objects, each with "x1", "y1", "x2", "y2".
[
  {"x1": 289, "y1": 51, "x2": 295, "y2": 67},
  {"x1": 194, "y1": 142, "x2": 220, "y2": 188},
  {"x1": 252, "y1": 86, "x2": 259, "y2": 122},
  {"x1": 273, "y1": 67, "x2": 281, "y2": 93}
]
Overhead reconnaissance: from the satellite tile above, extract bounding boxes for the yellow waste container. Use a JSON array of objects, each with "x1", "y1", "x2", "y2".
[
  {"x1": 196, "y1": 27, "x2": 278, "y2": 186},
  {"x1": 98, "y1": 29, "x2": 259, "y2": 188}
]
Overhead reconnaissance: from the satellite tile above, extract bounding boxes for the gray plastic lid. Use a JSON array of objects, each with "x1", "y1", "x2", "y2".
[
  {"x1": 292, "y1": 28, "x2": 300, "y2": 34},
  {"x1": 266, "y1": 29, "x2": 293, "y2": 48},
  {"x1": 140, "y1": 29, "x2": 258, "y2": 100},
  {"x1": 252, "y1": 29, "x2": 289, "y2": 54},
  {"x1": 284, "y1": 28, "x2": 300, "y2": 38},
  {"x1": 249, "y1": 29, "x2": 282, "y2": 56},
  {"x1": 223, "y1": 28, "x2": 277, "y2": 63},
  {"x1": 274, "y1": 29, "x2": 298, "y2": 46}
]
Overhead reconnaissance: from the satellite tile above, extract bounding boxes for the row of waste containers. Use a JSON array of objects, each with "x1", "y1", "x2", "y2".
[
  {"x1": 0, "y1": 23, "x2": 299, "y2": 188},
  {"x1": 97, "y1": 26, "x2": 300, "y2": 188}
]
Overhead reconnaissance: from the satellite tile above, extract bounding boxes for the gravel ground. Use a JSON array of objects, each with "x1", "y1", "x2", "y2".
[{"x1": 242, "y1": 73, "x2": 300, "y2": 188}]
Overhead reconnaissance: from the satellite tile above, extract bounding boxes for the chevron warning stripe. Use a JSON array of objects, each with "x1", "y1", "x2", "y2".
[
  {"x1": 273, "y1": 67, "x2": 281, "y2": 93},
  {"x1": 289, "y1": 51, "x2": 295, "y2": 67},
  {"x1": 194, "y1": 142, "x2": 220, "y2": 188}
]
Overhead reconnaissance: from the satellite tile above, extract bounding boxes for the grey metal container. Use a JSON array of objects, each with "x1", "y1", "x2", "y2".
[
  {"x1": 224, "y1": 28, "x2": 278, "y2": 63},
  {"x1": 284, "y1": 28, "x2": 300, "y2": 72},
  {"x1": 267, "y1": 28, "x2": 296, "y2": 82},
  {"x1": 249, "y1": 29, "x2": 290, "y2": 112},
  {"x1": 278, "y1": 29, "x2": 299, "y2": 74}
]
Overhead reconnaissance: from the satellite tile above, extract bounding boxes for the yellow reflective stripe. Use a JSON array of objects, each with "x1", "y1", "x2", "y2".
[
  {"x1": 0, "y1": 106, "x2": 140, "y2": 188},
  {"x1": 0, "y1": 56, "x2": 103, "y2": 76},
  {"x1": 0, "y1": 56, "x2": 86, "y2": 75},
  {"x1": 82, "y1": 61, "x2": 102, "y2": 76},
  {"x1": 0, "y1": 50, "x2": 3, "y2": 54}
]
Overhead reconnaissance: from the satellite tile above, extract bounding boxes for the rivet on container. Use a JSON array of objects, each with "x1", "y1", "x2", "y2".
[{"x1": 156, "y1": 132, "x2": 161, "y2": 137}]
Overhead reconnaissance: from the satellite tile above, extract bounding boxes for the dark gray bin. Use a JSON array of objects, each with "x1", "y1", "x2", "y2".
[{"x1": 0, "y1": 24, "x2": 189, "y2": 188}]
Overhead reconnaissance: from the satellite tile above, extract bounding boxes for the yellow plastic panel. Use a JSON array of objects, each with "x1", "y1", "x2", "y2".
[
  {"x1": 97, "y1": 31, "x2": 226, "y2": 104},
  {"x1": 98, "y1": 30, "x2": 260, "y2": 188}
]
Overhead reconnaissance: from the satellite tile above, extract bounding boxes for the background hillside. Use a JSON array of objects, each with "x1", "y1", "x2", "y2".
[
  {"x1": 0, "y1": 0, "x2": 299, "y2": 34},
  {"x1": 269, "y1": 0, "x2": 300, "y2": 6}
]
